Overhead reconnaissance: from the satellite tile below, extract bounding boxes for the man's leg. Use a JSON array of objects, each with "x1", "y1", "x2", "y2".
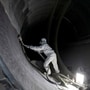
[
  {"x1": 44, "y1": 66, "x2": 51, "y2": 75},
  {"x1": 43, "y1": 56, "x2": 53, "y2": 75},
  {"x1": 52, "y1": 55, "x2": 60, "y2": 73}
]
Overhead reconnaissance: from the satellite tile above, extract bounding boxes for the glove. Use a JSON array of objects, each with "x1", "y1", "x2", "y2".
[
  {"x1": 18, "y1": 35, "x2": 24, "y2": 45},
  {"x1": 18, "y1": 35, "x2": 22, "y2": 42}
]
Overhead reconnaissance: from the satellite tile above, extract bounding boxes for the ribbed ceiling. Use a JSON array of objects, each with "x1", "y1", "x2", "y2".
[{"x1": 27, "y1": 0, "x2": 56, "y2": 25}]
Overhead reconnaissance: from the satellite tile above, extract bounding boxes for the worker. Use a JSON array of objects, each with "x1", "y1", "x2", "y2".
[{"x1": 19, "y1": 36, "x2": 60, "y2": 75}]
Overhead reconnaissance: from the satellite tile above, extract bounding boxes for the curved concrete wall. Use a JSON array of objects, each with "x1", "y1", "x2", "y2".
[
  {"x1": 0, "y1": 0, "x2": 56, "y2": 33},
  {"x1": 0, "y1": 1, "x2": 59, "y2": 90}
]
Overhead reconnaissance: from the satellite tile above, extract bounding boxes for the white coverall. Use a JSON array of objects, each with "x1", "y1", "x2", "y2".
[{"x1": 29, "y1": 42, "x2": 60, "y2": 75}]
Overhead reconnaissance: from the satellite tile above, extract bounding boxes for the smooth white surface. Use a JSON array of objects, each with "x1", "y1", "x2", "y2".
[{"x1": 76, "y1": 73, "x2": 84, "y2": 85}]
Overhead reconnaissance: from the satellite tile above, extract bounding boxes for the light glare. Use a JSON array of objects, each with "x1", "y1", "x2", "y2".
[{"x1": 76, "y1": 73, "x2": 84, "y2": 85}]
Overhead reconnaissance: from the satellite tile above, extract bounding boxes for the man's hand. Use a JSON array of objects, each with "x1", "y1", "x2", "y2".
[
  {"x1": 18, "y1": 35, "x2": 22, "y2": 42},
  {"x1": 18, "y1": 35, "x2": 24, "y2": 46}
]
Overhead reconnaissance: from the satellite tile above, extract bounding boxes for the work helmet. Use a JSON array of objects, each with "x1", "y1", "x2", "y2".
[{"x1": 40, "y1": 38, "x2": 47, "y2": 44}]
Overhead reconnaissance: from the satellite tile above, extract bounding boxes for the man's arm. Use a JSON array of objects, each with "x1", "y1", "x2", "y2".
[
  {"x1": 18, "y1": 35, "x2": 30, "y2": 49},
  {"x1": 30, "y1": 45, "x2": 44, "y2": 53},
  {"x1": 23, "y1": 44, "x2": 30, "y2": 49}
]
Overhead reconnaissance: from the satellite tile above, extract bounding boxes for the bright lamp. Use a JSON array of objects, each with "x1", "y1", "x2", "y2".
[{"x1": 76, "y1": 73, "x2": 84, "y2": 85}]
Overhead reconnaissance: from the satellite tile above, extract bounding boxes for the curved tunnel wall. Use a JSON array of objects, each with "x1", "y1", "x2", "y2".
[
  {"x1": 0, "y1": 0, "x2": 73, "y2": 89},
  {"x1": 20, "y1": 0, "x2": 90, "y2": 80},
  {"x1": 20, "y1": 0, "x2": 72, "y2": 76},
  {"x1": 0, "y1": 0, "x2": 90, "y2": 89},
  {"x1": 0, "y1": 0, "x2": 72, "y2": 76},
  {"x1": 0, "y1": 1, "x2": 60, "y2": 90}
]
